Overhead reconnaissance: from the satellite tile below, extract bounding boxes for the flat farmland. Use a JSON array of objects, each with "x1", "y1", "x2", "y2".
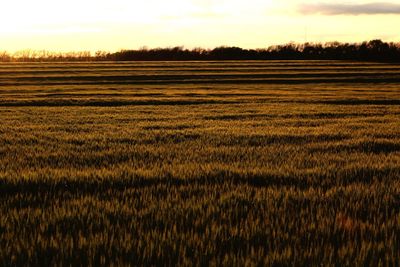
[{"x1": 0, "y1": 61, "x2": 400, "y2": 266}]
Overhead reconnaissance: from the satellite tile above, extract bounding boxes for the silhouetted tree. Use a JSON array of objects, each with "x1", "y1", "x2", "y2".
[{"x1": 2, "y1": 40, "x2": 400, "y2": 62}]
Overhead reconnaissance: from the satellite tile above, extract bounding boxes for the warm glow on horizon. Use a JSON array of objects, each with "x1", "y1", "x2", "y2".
[{"x1": 0, "y1": 0, "x2": 399, "y2": 52}]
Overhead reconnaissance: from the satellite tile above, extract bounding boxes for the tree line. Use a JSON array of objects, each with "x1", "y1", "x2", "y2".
[{"x1": 1, "y1": 40, "x2": 400, "y2": 62}]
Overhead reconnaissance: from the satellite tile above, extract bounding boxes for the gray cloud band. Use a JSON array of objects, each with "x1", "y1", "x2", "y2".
[{"x1": 299, "y1": 3, "x2": 400, "y2": 15}]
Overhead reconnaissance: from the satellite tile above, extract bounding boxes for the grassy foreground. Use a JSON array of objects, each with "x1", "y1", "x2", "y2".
[{"x1": 0, "y1": 61, "x2": 400, "y2": 266}]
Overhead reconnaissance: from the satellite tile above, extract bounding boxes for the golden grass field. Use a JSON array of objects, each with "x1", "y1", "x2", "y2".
[{"x1": 0, "y1": 61, "x2": 399, "y2": 266}]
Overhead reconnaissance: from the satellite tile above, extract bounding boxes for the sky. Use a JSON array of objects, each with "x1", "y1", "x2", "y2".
[{"x1": 0, "y1": 0, "x2": 400, "y2": 52}]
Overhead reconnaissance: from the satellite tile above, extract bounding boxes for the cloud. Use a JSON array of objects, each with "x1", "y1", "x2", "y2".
[{"x1": 298, "y1": 2, "x2": 400, "y2": 15}]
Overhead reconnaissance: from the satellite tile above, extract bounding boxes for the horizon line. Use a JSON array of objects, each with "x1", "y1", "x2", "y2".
[{"x1": 1, "y1": 39, "x2": 399, "y2": 54}]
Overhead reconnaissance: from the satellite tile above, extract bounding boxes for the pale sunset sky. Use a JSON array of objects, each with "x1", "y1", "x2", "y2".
[{"x1": 1, "y1": 0, "x2": 400, "y2": 52}]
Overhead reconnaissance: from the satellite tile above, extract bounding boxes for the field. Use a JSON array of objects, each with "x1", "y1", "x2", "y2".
[{"x1": 0, "y1": 61, "x2": 400, "y2": 266}]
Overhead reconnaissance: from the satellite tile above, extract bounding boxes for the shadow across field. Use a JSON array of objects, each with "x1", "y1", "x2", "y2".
[
  {"x1": 0, "y1": 99, "x2": 241, "y2": 107},
  {"x1": 205, "y1": 112, "x2": 385, "y2": 121},
  {"x1": 1, "y1": 166, "x2": 398, "y2": 199},
  {"x1": 142, "y1": 125, "x2": 196, "y2": 130},
  {"x1": 213, "y1": 134, "x2": 349, "y2": 147},
  {"x1": 317, "y1": 99, "x2": 400, "y2": 105},
  {"x1": 311, "y1": 140, "x2": 400, "y2": 154},
  {"x1": 3, "y1": 77, "x2": 400, "y2": 86}
]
